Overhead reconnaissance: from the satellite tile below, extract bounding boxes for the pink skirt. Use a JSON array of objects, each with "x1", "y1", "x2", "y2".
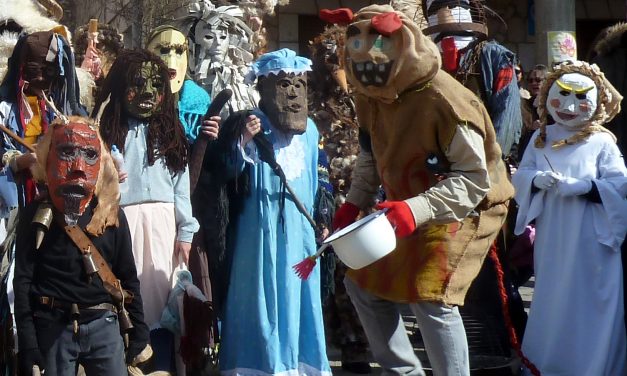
[{"x1": 123, "y1": 202, "x2": 176, "y2": 329}]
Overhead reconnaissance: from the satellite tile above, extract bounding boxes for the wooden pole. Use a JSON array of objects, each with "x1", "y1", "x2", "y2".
[{"x1": 0, "y1": 124, "x2": 36, "y2": 153}]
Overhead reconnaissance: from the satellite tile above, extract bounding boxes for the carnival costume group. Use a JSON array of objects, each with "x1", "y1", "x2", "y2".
[{"x1": 0, "y1": 1, "x2": 625, "y2": 376}]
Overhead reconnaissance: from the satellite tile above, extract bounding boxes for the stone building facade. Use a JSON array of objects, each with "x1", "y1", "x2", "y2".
[{"x1": 58, "y1": 0, "x2": 627, "y2": 73}]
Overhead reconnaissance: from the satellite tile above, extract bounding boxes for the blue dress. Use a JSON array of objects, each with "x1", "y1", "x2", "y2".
[{"x1": 219, "y1": 111, "x2": 331, "y2": 376}]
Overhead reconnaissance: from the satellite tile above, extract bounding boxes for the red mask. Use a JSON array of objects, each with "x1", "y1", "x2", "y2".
[{"x1": 46, "y1": 122, "x2": 101, "y2": 223}]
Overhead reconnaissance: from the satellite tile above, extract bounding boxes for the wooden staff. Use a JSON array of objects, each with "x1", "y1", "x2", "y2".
[
  {"x1": 189, "y1": 88, "x2": 232, "y2": 194},
  {"x1": 0, "y1": 124, "x2": 36, "y2": 153}
]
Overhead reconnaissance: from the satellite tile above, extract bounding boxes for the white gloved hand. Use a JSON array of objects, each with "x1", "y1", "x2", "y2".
[
  {"x1": 533, "y1": 171, "x2": 562, "y2": 190},
  {"x1": 556, "y1": 177, "x2": 592, "y2": 197}
]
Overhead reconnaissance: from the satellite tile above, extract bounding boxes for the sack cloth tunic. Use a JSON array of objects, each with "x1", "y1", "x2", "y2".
[{"x1": 347, "y1": 71, "x2": 514, "y2": 305}]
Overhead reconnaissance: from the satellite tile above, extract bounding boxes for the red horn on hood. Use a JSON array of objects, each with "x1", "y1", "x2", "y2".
[
  {"x1": 319, "y1": 8, "x2": 354, "y2": 25},
  {"x1": 371, "y1": 12, "x2": 402, "y2": 36}
]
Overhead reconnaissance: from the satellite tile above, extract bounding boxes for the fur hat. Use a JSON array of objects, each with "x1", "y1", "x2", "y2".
[{"x1": 31, "y1": 116, "x2": 120, "y2": 236}]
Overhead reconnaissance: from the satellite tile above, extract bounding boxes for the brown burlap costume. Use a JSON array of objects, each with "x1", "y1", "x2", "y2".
[{"x1": 344, "y1": 5, "x2": 514, "y2": 305}]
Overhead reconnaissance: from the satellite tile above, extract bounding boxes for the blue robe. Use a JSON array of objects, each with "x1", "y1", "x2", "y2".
[{"x1": 219, "y1": 111, "x2": 331, "y2": 376}]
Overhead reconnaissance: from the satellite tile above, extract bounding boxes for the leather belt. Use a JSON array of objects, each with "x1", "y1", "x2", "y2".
[{"x1": 36, "y1": 296, "x2": 117, "y2": 313}]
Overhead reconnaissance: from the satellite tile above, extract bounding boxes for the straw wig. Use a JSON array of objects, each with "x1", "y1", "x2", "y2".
[{"x1": 535, "y1": 61, "x2": 622, "y2": 149}]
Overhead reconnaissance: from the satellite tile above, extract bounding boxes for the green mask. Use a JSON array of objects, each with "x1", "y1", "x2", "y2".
[{"x1": 123, "y1": 62, "x2": 165, "y2": 119}]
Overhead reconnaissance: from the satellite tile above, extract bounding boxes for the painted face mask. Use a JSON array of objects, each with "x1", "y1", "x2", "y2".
[
  {"x1": 147, "y1": 28, "x2": 188, "y2": 93},
  {"x1": 47, "y1": 122, "x2": 101, "y2": 224},
  {"x1": 345, "y1": 21, "x2": 402, "y2": 88},
  {"x1": 546, "y1": 72, "x2": 598, "y2": 129},
  {"x1": 123, "y1": 62, "x2": 166, "y2": 119},
  {"x1": 21, "y1": 31, "x2": 59, "y2": 93},
  {"x1": 343, "y1": 6, "x2": 440, "y2": 103},
  {"x1": 195, "y1": 21, "x2": 230, "y2": 63},
  {"x1": 259, "y1": 72, "x2": 308, "y2": 135}
]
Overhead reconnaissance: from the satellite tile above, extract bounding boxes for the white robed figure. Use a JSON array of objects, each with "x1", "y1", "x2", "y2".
[{"x1": 512, "y1": 61, "x2": 627, "y2": 376}]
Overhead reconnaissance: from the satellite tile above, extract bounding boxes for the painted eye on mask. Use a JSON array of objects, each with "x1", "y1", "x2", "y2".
[
  {"x1": 559, "y1": 90, "x2": 570, "y2": 96},
  {"x1": 133, "y1": 76, "x2": 146, "y2": 87},
  {"x1": 372, "y1": 36, "x2": 392, "y2": 52},
  {"x1": 349, "y1": 38, "x2": 365, "y2": 52},
  {"x1": 152, "y1": 79, "x2": 164, "y2": 89},
  {"x1": 575, "y1": 93, "x2": 587, "y2": 100}
]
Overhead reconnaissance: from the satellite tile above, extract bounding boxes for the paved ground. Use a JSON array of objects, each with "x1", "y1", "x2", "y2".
[{"x1": 103, "y1": 279, "x2": 535, "y2": 376}]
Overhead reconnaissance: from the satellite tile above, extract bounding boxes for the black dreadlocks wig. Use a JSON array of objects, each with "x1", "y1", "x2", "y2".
[{"x1": 92, "y1": 49, "x2": 188, "y2": 174}]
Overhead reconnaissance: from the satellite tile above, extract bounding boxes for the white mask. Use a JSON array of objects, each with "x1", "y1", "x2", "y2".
[
  {"x1": 195, "y1": 22, "x2": 230, "y2": 63},
  {"x1": 546, "y1": 72, "x2": 598, "y2": 129}
]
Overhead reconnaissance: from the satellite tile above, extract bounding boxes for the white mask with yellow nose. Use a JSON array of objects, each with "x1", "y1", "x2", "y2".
[{"x1": 546, "y1": 72, "x2": 598, "y2": 129}]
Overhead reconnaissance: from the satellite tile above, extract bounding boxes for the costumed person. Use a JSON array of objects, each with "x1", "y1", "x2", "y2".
[
  {"x1": 512, "y1": 60, "x2": 627, "y2": 376},
  {"x1": 216, "y1": 48, "x2": 331, "y2": 376},
  {"x1": 178, "y1": 4, "x2": 258, "y2": 117},
  {"x1": 0, "y1": 29, "x2": 84, "y2": 373},
  {"x1": 92, "y1": 49, "x2": 199, "y2": 374},
  {"x1": 146, "y1": 25, "x2": 215, "y2": 143},
  {"x1": 589, "y1": 20, "x2": 627, "y2": 335},
  {"x1": 1, "y1": 30, "x2": 85, "y2": 215},
  {"x1": 146, "y1": 24, "x2": 221, "y2": 375},
  {"x1": 184, "y1": 0, "x2": 289, "y2": 56},
  {"x1": 74, "y1": 21, "x2": 125, "y2": 113},
  {"x1": 308, "y1": 23, "x2": 371, "y2": 374},
  {"x1": 422, "y1": 0, "x2": 522, "y2": 158},
  {"x1": 422, "y1": 0, "x2": 527, "y2": 350},
  {"x1": 176, "y1": 4, "x2": 258, "y2": 318},
  {"x1": 13, "y1": 115, "x2": 150, "y2": 375},
  {"x1": 329, "y1": 5, "x2": 514, "y2": 375},
  {"x1": 0, "y1": 0, "x2": 65, "y2": 82}
]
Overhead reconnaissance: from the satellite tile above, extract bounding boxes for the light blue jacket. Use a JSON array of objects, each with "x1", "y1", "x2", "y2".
[{"x1": 120, "y1": 118, "x2": 199, "y2": 242}]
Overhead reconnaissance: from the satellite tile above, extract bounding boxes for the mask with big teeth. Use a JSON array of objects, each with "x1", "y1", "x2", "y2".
[
  {"x1": 46, "y1": 122, "x2": 101, "y2": 223},
  {"x1": 123, "y1": 62, "x2": 165, "y2": 119},
  {"x1": 344, "y1": 5, "x2": 441, "y2": 103},
  {"x1": 259, "y1": 71, "x2": 308, "y2": 135}
]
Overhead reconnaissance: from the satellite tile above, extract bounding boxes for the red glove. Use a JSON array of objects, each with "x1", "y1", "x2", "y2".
[
  {"x1": 333, "y1": 202, "x2": 360, "y2": 231},
  {"x1": 376, "y1": 200, "x2": 416, "y2": 238}
]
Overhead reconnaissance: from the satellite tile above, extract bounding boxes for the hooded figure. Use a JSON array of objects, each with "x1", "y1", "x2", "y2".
[
  {"x1": 512, "y1": 61, "x2": 626, "y2": 375},
  {"x1": 332, "y1": 5, "x2": 513, "y2": 375},
  {"x1": 13, "y1": 116, "x2": 149, "y2": 375}
]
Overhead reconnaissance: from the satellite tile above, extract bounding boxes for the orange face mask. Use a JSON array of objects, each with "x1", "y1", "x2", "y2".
[{"x1": 46, "y1": 122, "x2": 101, "y2": 223}]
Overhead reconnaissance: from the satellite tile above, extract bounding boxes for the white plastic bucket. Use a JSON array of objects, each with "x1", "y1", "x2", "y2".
[{"x1": 324, "y1": 209, "x2": 397, "y2": 269}]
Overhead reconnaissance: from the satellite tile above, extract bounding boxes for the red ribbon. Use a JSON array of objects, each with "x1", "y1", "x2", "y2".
[
  {"x1": 371, "y1": 12, "x2": 402, "y2": 36},
  {"x1": 319, "y1": 8, "x2": 354, "y2": 25}
]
